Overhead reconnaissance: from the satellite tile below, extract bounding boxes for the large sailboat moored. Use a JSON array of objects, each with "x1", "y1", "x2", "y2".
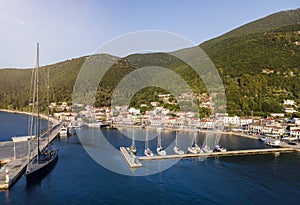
[{"x1": 26, "y1": 43, "x2": 58, "y2": 181}]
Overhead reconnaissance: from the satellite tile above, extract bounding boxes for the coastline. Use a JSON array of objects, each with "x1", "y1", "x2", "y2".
[
  {"x1": 113, "y1": 124, "x2": 259, "y2": 140},
  {"x1": 0, "y1": 109, "x2": 60, "y2": 126}
]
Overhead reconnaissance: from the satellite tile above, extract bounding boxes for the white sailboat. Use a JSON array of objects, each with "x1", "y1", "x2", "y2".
[
  {"x1": 156, "y1": 128, "x2": 166, "y2": 156},
  {"x1": 144, "y1": 128, "x2": 153, "y2": 157},
  {"x1": 129, "y1": 129, "x2": 137, "y2": 155},
  {"x1": 188, "y1": 131, "x2": 201, "y2": 154},
  {"x1": 213, "y1": 144, "x2": 227, "y2": 152},
  {"x1": 173, "y1": 131, "x2": 184, "y2": 155},
  {"x1": 26, "y1": 43, "x2": 58, "y2": 181}
]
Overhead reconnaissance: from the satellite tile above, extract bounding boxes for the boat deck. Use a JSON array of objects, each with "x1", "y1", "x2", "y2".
[{"x1": 0, "y1": 124, "x2": 61, "y2": 189}]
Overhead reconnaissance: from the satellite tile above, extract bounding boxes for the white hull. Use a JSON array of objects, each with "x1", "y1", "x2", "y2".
[
  {"x1": 156, "y1": 147, "x2": 167, "y2": 156},
  {"x1": 201, "y1": 145, "x2": 213, "y2": 153},
  {"x1": 213, "y1": 145, "x2": 227, "y2": 152},
  {"x1": 173, "y1": 146, "x2": 184, "y2": 155},
  {"x1": 144, "y1": 148, "x2": 154, "y2": 157},
  {"x1": 188, "y1": 146, "x2": 201, "y2": 154}
]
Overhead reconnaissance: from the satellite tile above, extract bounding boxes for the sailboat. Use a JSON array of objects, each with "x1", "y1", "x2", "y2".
[
  {"x1": 156, "y1": 128, "x2": 166, "y2": 156},
  {"x1": 173, "y1": 131, "x2": 184, "y2": 155},
  {"x1": 188, "y1": 131, "x2": 201, "y2": 154},
  {"x1": 129, "y1": 129, "x2": 137, "y2": 155},
  {"x1": 26, "y1": 43, "x2": 58, "y2": 181},
  {"x1": 144, "y1": 128, "x2": 153, "y2": 157}
]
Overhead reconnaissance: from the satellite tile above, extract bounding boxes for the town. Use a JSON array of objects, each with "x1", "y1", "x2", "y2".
[{"x1": 52, "y1": 96, "x2": 300, "y2": 144}]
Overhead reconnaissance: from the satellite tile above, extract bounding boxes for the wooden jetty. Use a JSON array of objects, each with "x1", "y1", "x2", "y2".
[
  {"x1": 120, "y1": 147, "x2": 142, "y2": 168},
  {"x1": 0, "y1": 124, "x2": 61, "y2": 189},
  {"x1": 120, "y1": 147, "x2": 297, "y2": 168}
]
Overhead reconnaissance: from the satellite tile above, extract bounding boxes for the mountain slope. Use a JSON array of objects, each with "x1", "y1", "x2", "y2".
[
  {"x1": 0, "y1": 8, "x2": 299, "y2": 116},
  {"x1": 201, "y1": 8, "x2": 300, "y2": 49}
]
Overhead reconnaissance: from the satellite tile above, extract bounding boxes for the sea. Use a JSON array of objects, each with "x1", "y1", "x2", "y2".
[{"x1": 0, "y1": 111, "x2": 300, "y2": 205}]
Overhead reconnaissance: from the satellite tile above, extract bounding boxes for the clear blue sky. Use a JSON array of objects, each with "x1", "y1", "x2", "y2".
[{"x1": 0, "y1": 0, "x2": 299, "y2": 68}]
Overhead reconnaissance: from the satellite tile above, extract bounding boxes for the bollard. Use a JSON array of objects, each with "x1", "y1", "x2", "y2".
[{"x1": 5, "y1": 168, "x2": 10, "y2": 184}]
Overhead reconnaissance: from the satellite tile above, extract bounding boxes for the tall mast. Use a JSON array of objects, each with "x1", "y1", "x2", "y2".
[
  {"x1": 131, "y1": 129, "x2": 135, "y2": 147},
  {"x1": 145, "y1": 128, "x2": 148, "y2": 149},
  {"x1": 47, "y1": 52, "x2": 50, "y2": 149},
  {"x1": 157, "y1": 130, "x2": 161, "y2": 147},
  {"x1": 175, "y1": 131, "x2": 178, "y2": 146},
  {"x1": 36, "y1": 43, "x2": 40, "y2": 162}
]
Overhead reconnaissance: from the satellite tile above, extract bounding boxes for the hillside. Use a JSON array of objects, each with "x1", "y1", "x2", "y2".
[
  {"x1": 201, "y1": 8, "x2": 300, "y2": 49},
  {"x1": 0, "y1": 8, "x2": 299, "y2": 116}
]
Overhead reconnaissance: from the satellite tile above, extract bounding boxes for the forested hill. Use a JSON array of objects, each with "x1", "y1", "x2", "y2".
[
  {"x1": 0, "y1": 8, "x2": 299, "y2": 116},
  {"x1": 200, "y1": 8, "x2": 300, "y2": 115}
]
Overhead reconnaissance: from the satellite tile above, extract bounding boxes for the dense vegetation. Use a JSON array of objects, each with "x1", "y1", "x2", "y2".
[{"x1": 0, "y1": 8, "x2": 299, "y2": 116}]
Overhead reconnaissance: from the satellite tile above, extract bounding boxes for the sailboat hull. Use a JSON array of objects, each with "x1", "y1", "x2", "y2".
[{"x1": 26, "y1": 149, "x2": 58, "y2": 182}]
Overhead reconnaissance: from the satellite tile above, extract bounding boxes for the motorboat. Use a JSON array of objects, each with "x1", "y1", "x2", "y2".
[{"x1": 59, "y1": 126, "x2": 68, "y2": 137}]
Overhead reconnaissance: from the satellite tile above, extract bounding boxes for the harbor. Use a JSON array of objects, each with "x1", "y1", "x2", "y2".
[{"x1": 0, "y1": 124, "x2": 61, "y2": 189}]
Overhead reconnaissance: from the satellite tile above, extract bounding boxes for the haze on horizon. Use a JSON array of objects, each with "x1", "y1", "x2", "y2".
[{"x1": 0, "y1": 0, "x2": 299, "y2": 68}]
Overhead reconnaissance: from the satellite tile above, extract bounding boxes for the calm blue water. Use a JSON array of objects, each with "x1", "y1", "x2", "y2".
[
  {"x1": 0, "y1": 111, "x2": 48, "y2": 142},
  {"x1": 1, "y1": 112, "x2": 300, "y2": 205}
]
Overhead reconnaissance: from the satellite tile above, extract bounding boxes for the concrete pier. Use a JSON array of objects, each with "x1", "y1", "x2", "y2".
[
  {"x1": 120, "y1": 147, "x2": 297, "y2": 169},
  {"x1": 120, "y1": 147, "x2": 142, "y2": 168},
  {"x1": 139, "y1": 147, "x2": 296, "y2": 161},
  {"x1": 0, "y1": 124, "x2": 61, "y2": 189}
]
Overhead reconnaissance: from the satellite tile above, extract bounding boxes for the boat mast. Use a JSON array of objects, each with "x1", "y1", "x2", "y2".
[
  {"x1": 47, "y1": 53, "x2": 50, "y2": 150},
  {"x1": 131, "y1": 129, "x2": 135, "y2": 147},
  {"x1": 145, "y1": 128, "x2": 149, "y2": 149},
  {"x1": 175, "y1": 131, "x2": 178, "y2": 146},
  {"x1": 157, "y1": 130, "x2": 161, "y2": 148},
  {"x1": 36, "y1": 43, "x2": 40, "y2": 162}
]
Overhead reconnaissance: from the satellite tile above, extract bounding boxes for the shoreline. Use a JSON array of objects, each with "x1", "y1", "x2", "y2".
[
  {"x1": 113, "y1": 124, "x2": 259, "y2": 140},
  {"x1": 0, "y1": 109, "x2": 60, "y2": 126}
]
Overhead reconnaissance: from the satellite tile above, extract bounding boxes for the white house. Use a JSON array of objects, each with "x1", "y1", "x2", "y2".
[
  {"x1": 283, "y1": 100, "x2": 295, "y2": 106},
  {"x1": 290, "y1": 127, "x2": 300, "y2": 139}
]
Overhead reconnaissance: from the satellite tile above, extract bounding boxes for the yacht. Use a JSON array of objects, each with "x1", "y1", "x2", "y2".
[
  {"x1": 26, "y1": 43, "x2": 58, "y2": 181},
  {"x1": 129, "y1": 129, "x2": 137, "y2": 155},
  {"x1": 144, "y1": 128, "x2": 154, "y2": 157},
  {"x1": 156, "y1": 128, "x2": 167, "y2": 156},
  {"x1": 173, "y1": 131, "x2": 184, "y2": 155},
  {"x1": 213, "y1": 144, "x2": 227, "y2": 152},
  {"x1": 188, "y1": 132, "x2": 201, "y2": 154},
  {"x1": 201, "y1": 144, "x2": 213, "y2": 153}
]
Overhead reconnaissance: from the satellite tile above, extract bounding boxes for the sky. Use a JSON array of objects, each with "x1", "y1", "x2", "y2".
[{"x1": 0, "y1": 0, "x2": 299, "y2": 68}]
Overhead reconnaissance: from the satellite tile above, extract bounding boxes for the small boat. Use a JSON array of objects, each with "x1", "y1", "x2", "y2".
[
  {"x1": 188, "y1": 132, "x2": 201, "y2": 154},
  {"x1": 156, "y1": 128, "x2": 166, "y2": 156},
  {"x1": 144, "y1": 128, "x2": 153, "y2": 157},
  {"x1": 259, "y1": 135, "x2": 267, "y2": 142},
  {"x1": 59, "y1": 126, "x2": 68, "y2": 137},
  {"x1": 173, "y1": 131, "x2": 184, "y2": 155},
  {"x1": 266, "y1": 139, "x2": 281, "y2": 147},
  {"x1": 129, "y1": 129, "x2": 137, "y2": 155},
  {"x1": 213, "y1": 144, "x2": 227, "y2": 152}
]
